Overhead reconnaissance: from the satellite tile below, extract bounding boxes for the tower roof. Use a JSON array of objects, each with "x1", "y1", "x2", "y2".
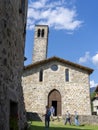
[{"x1": 35, "y1": 25, "x2": 49, "y2": 27}]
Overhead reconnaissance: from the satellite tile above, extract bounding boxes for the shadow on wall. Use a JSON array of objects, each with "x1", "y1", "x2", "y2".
[{"x1": 26, "y1": 112, "x2": 42, "y2": 121}]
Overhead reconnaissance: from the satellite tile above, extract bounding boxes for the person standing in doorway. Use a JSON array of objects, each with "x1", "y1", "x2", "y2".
[
  {"x1": 50, "y1": 106, "x2": 55, "y2": 121},
  {"x1": 64, "y1": 111, "x2": 71, "y2": 125}
]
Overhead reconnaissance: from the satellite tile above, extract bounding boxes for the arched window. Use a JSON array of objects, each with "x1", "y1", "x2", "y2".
[
  {"x1": 37, "y1": 29, "x2": 41, "y2": 37},
  {"x1": 39, "y1": 69, "x2": 43, "y2": 82},
  {"x1": 65, "y1": 69, "x2": 69, "y2": 82},
  {"x1": 41, "y1": 29, "x2": 44, "y2": 37}
]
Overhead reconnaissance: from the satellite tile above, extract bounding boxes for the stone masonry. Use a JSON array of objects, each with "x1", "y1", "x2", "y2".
[
  {"x1": 32, "y1": 25, "x2": 49, "y2": 63},
  {"x1": 22, "y1": 57, "x2": 93, "y2": 116},
  {"x1": 22, "y1": 25, "x2": 93, "y2": 117},
  {"x1": 0, "y1": 0, "x2": 28, "y2": 130}
]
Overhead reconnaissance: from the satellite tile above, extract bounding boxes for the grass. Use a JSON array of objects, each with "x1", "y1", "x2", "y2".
[{"x1": 28, "y1": 120, "x2": 98, "y2": 130}]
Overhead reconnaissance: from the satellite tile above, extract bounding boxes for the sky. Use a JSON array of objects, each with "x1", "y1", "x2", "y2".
[{"x1": 24, "y1": 0, "x2": 98, "y2": 88}]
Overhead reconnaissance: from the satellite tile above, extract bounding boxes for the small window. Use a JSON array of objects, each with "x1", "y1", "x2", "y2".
[
  {"x1": 39, "y1": 69, "x2": 43, "y2": 82},
  {"x1": 19, "y1": 0, "x2": 26, "y2": 23},
  {"x1": 65, "y1": 69, "x2": 69, "y2": 82},
  {"x1": 51, "y1": 65, "x2": 58, "y2": 71},
  {"x1": 37, "y1": 29, "x2": 41, "y2": 37},
  {"x1": 41, "y1": 29, "x2": 45, "y2": 37},
  {"x1": 22, "y1": 0, "x2": 25, "y2": 13},
  {"x1": 19, "y1": 0, "x2": 25, "y2": 14}
]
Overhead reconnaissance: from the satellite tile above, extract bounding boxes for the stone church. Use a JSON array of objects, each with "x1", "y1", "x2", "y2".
[{"x1": 22, "y1": 25, "x2": 93, "y2": 117}]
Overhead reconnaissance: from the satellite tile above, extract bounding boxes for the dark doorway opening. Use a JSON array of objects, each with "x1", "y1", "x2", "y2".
[
  {"x1": 9, "y1": 100, "x2": 18, "y2": 130},
  {"x1": 48, "y1": 89, "x2": 61, "y2": 116},
  {"x1": 52, "y1": 101, "x2": 57, "y2": 116}
]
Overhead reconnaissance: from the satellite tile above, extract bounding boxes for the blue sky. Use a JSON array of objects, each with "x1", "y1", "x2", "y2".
[{"x1": 24, "y1": 0, "x2": 98, "y2": 88}]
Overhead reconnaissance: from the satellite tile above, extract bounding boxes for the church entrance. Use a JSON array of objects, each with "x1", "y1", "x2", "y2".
[{"x1": 48, "y1": 89, "x2": 61, "y2": 116}]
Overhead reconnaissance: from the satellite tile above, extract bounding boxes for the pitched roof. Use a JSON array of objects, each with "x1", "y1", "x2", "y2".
[{"x1": 24, "y1": 56, "x2": 93, "y2": 74}]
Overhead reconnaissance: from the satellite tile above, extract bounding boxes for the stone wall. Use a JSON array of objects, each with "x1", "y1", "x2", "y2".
[
  {"x1": 22, "y1": 60, "x2": 91, "y2": 116},
  {"x1": 92, "y1": 99, "x2": 98, "y2": 115},
  {"x1": 62, "y1": 115, "x2": 98, "y2": 125},
  {"x1": 32, "y1": 25, "x2": 49, "y2": 63},
  {"x1": 26, "y1": 112, "x2": 98, "y2": 125},
  {"x1": 0, "y1": 0, "x2": 28, "y2": 130}
]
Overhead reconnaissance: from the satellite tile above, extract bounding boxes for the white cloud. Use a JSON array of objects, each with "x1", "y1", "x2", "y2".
[
  {"x1": 90, "y1": 80, "x2": 98, "y2": 88},
  {"x1": 92, "y1": 53, "x2": 98, "y2": 68},
  {"x1": 27, "y1": 0, "x2": 83, "y2": 31},
  {"x1": 78, "y1": 52, "x2": 98, "y2": 68},
  {"x1": 29, "y1": 0, "x2": 46, "y2": 9},
  {"x1": 78, "y1": 52, "x2": 90, "y2": 63}
]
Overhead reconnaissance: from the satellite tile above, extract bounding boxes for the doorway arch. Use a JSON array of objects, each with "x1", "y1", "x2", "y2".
[{"x1": 48, "y1": 89, "x2": 61, "y2": 116}]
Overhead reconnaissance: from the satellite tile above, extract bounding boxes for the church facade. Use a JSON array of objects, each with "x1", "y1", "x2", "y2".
[{"x1": 22, "y1": 25, "x2": 93, "y2": 116}]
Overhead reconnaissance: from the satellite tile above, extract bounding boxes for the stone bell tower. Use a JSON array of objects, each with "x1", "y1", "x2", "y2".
[{"x1": 32, "y1": 25, "x2": 49, "y2": 63}]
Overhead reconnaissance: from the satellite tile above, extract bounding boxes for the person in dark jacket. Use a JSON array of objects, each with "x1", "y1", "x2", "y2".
[
  {"x1": 45, "y1": 105, "x2": 51, "y2": 129},
  {"x1": 64, "y1": 111, "x2": 71, "y2": 125}
]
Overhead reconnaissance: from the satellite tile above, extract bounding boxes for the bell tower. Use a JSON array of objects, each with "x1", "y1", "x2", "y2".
[{"x1": 32, "y1": 25, "x2": 49, "y2": 63}]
